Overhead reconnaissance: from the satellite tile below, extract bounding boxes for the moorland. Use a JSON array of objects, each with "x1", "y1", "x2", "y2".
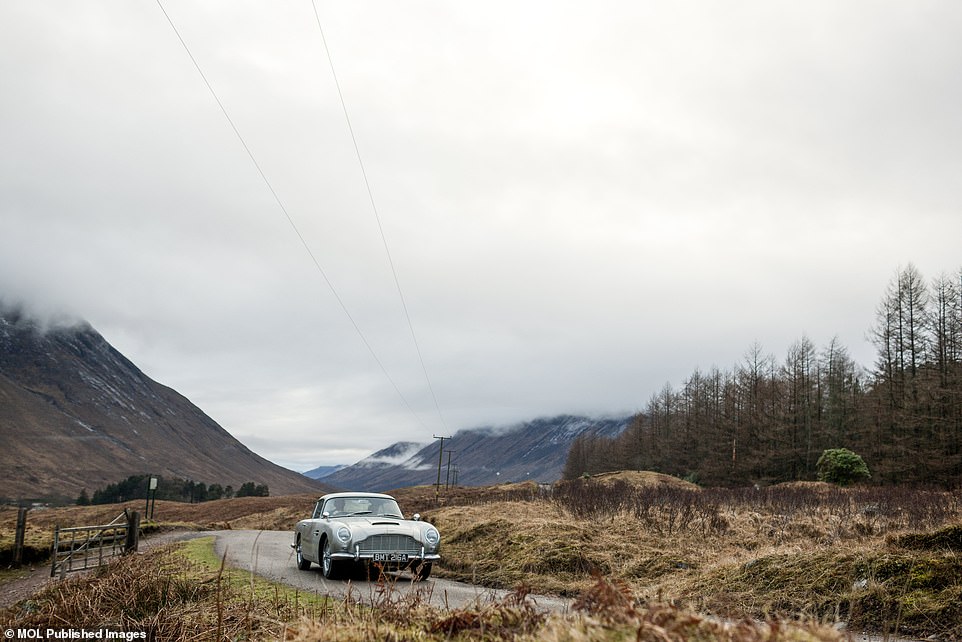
[{"x1": 2, "y1": 472, "x2": 960, "y2": 641}]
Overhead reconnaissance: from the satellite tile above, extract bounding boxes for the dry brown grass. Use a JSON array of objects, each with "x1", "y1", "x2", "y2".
[
  {"x1": 586, "y1": 470, "x2": 700, "y2": 491},
  {"x1": 0, "y1": 485, "x2": 525, "y2": 551},
  {"x1": 0, "y1": 537, "x2": 843, "y2": 642},
  {"x1": 0, "y1": 537, "x2": 329, "y2": 639},
  {"x1": 1, "y1": 494, "x2": 318, "y2": 532},
  {"x1": 427, "y1": 501, "x2": 714, "y2": 597},
  {"x1": 423, "y1": 479, "x2": 962, "y2": 639},
  {"x1": 0, "y1": 494, "x2": 321, "y2": 565},
  {"x1": 389, "y1": 481, "x2": 545, "y2": 510},
  {"x1": 4, "y1": 476, "x2": 960, "y2": 639}
]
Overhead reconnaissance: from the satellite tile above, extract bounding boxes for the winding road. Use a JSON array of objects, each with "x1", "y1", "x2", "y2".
[
  {"x1": 156, "y1": 530, "x2": 920, "y2": 641},
  {"x1": 199, "y1": 529, "x2": 571, "y2": 613}
]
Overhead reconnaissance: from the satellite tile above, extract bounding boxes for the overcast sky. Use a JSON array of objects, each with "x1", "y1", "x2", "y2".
[{"x1": 3, "y1": 2, "x2": 962, "y2": 472}]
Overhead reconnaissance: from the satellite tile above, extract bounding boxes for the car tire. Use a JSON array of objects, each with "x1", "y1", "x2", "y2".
[
  {"x1": 414, "y1": 562, "x2": 432, "y2": 581},
  {"x1": 321, "y1": 538, "x2": 344, "y2": 580},
  {"x1": 295, "y1": 538, "x2": 312, "y2": 570}
]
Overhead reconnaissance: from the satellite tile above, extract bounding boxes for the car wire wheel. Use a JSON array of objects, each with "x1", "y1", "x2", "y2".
[{"x1": 321, "y1": 538, "x2": 343, "y2": 580}]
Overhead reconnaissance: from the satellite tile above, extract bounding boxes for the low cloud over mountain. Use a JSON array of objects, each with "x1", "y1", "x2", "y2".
[
  {"x1": 0, "y1": 304, "x2": 325, "y2": 501},
  {"x1": 319, "y1": 415, "x2": 630, "y2": 492}
]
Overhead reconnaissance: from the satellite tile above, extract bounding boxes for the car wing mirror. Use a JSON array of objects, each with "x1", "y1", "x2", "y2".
[
  {"x1": 322, "y1": 511, "x2": 330, "y2": 519},
  {"x1": 412, "y1": 513, "x2": 421, "y2": 521}
]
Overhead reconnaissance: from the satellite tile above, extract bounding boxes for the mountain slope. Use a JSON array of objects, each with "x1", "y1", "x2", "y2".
[
  {"x1": 0, "y1": 305, "x2": 325, "y2": 501},
  {"x1": 322, "y1": 415, "x2": 631, "y2": 492},
  {"x1": 301, "y1": 464, "x2": 346, "y2": 480}
]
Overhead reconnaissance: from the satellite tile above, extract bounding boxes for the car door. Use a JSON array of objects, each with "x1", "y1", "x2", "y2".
[{"x1": 302, "y1": 500, "x2": 324, "y2": 561}]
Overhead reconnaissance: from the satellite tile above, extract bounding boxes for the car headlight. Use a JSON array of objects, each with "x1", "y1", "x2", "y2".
[
  {"x1": 424, "y1": 528, "x2": 440, "y2": 547},
  {"x1": 336, "y1": 526, "x2": 351, "y2": 543}
]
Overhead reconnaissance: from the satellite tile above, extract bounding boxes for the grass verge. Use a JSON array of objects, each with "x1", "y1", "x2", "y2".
[{"x1": 0, "y1": 536, "x2": 330, "y2": 640}]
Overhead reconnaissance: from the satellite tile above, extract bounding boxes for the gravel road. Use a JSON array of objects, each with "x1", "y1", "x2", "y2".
[{"x1": 205, "y1": 529, "x2": 572, "y2": 613}]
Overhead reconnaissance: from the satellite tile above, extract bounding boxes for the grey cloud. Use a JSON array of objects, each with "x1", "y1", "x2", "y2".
[{"x1": 3, "y1": 1, "x2": 962, "y2": 471}]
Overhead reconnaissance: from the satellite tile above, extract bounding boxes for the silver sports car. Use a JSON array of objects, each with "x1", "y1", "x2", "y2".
[{"x1": 292, "y1": 492, "x2": 441, "y2": 580}]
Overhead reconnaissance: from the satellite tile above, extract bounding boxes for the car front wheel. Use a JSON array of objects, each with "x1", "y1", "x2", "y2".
[
  {"x1": 414, "y1": 562, "x2": 432, "y2": 581},
  {"x1": 321, "y1": 538, "x2": 344, "y2": 580}
]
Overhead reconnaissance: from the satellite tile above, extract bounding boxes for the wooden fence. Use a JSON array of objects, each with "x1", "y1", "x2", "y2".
[{"x1": 50, "y1": 510, "x2": 140, "y2": 578}]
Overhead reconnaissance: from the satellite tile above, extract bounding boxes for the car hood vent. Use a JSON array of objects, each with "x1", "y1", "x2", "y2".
[{"x1": 371, "y1": 521, "x2": 401, "y2": 526}]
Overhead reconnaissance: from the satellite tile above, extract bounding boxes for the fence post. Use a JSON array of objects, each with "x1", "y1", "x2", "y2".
[
  {"x1": 50, "y1": 525, "x2": 60, "y2": 578},
  {"x1": 13, "y1": 507, "x2": 29, "y2": 566},
  {"x1": 125, "y1": 510, "x2": 140, "y2": 553}
]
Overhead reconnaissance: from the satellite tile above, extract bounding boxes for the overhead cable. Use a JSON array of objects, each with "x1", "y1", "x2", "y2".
[
  {"x1": 310, "y1": 0, "x2": 449, "y2": 432},
  {"x1": 154, "y1": 0, "x2": 429, "y2": 430}
]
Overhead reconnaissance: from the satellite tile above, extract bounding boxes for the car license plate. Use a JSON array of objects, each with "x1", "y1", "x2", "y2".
[{"x1": 373, "y1": 552, "x2": 409, "y2": 562}]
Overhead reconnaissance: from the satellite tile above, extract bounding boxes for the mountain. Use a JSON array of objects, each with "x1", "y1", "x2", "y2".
[
  {"x1": 0, "y1": 305, "x2": 326, "y2": 501},
  {"x1": 301, "y1": 464, "x2": 346, "y2": 480},
  {"x1": 322, "y1": 415, "x2": 631, "y2": 492}
]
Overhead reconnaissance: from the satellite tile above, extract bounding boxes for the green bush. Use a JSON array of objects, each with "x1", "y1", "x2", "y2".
[{"x1": 816, "y1": 448, "x2": 870, "y2": 486}]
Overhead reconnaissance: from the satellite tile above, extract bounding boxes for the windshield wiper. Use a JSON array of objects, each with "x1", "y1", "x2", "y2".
[
  {"x1": 377, "y1": 513, "x2": 403, "y2": 518},
  {"x1": 349, "y1": 511, "x2": 372, "y2": 516}
]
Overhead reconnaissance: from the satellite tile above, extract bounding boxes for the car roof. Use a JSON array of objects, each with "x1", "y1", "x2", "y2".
[{"x1": 317, "y1": 492, "x2": 396, "y2": 502}]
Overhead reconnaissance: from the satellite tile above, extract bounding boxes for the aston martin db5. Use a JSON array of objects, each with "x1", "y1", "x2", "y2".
[{"x1": 292, "y1": 492, "x2": 441, "y2": 580}]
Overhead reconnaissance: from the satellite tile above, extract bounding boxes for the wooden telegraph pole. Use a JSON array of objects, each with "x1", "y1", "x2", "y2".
[
  {"x1": 445, "y1": 450, "x2": 456, "y2": 490},
  {"x1": 433, "y1": 435, "x2": 451, "y2": 504}
]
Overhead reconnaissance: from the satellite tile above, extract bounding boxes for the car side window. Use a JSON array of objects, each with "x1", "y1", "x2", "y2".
[{"x1": 312, "y1": 501, "x2": 323, "y2": 519}]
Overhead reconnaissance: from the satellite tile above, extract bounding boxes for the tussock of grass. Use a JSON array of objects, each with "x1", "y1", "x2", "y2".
[
  {"x1": 430, "y1": 502, "x2": 614, "y2": 595},
  {"x1": 686, "y1": 548, "x2": 962, "y2": 639},
  {"x1": 586, "y1": 470, "x2": 701, "y2": 491},
  {"x1": 890, "y1": 522, "x2": 962, "y2": 551},
  {"x1": 566, "y1": 575, "x2": 842, "y2": 642}
]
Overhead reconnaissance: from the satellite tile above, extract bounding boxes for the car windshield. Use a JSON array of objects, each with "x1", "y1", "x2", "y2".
[{"x1": 324, "y1": 496, "x2": 404, "y2": 518}]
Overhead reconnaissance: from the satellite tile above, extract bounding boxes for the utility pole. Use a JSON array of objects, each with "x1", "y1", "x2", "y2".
[
  {"x1": 433, "y1": 435, "x2": 451, "y2": 504},
  {"x1": 445, "y1": 450, "x2": 456, "y2": 490}
]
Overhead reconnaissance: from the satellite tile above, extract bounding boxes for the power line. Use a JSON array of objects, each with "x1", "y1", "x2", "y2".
[
  {"x1": 310, "y1": 1, "x2": 448, "y2": 433},
  {"x1": 154, "y1": 0, "x2": 429, "y2": 430},
  {"x1": 432, "y1": 434, "x2": 452, "y2": 504}
]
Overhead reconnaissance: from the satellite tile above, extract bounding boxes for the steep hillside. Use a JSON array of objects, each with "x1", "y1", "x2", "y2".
[
  {"x1": 0, "y1": 305, "x2": 325, "y2": 501},
  {"x1": 322, "y1": 415, "x2": 630, "y2": 492}
]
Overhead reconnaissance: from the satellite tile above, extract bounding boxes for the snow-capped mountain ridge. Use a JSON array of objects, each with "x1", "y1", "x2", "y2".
[{"x1": 318, "y1": 414, "x2": 631, "y2": 492}]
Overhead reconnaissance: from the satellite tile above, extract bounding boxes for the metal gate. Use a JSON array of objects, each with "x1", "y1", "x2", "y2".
[{"x1": 50, "y1": 510, "x2": 139, "y2": 578}]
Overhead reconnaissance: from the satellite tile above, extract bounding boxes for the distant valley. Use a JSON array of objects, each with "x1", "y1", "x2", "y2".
[
  {"x1": 302, "y1": 464, "x2": 346, "y2": 480},
  {"x1": 0, "y1": 303, "x2": 628, "y2": 504},
  {"x1": 315, "y1": 415, "x2": 631, "y2": 492}
]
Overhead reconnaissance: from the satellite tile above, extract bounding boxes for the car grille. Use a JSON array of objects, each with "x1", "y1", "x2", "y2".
[{"x1": 358, "y1": 534, "x2": 420, "y2": 554}]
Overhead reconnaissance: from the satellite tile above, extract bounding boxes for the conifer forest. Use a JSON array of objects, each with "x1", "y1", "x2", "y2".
[{"x1": 564, "y1": 265, "x2": 962, "y2": 487}]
